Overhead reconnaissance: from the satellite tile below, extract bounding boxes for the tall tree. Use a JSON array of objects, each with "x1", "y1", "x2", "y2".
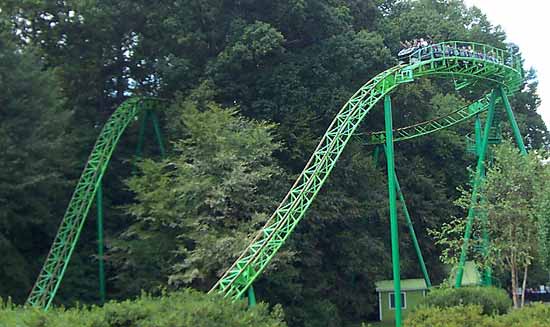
[
  {"x1": 433, "y1": 142, "x2": 549, "y2": 308},
  {"x1": 111, "y1": 96, "x2": 287, "y2": 295},
  {"x1": 0, "y1": 25, "x2": 73, "y2": 302}
]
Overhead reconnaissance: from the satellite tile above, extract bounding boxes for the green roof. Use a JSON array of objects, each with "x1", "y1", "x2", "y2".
[{"x1": 375, "y1": 279, "x2": 428, "y2": 292}]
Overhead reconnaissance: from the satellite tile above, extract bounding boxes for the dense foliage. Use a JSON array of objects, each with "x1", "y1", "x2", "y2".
[
  {"x1": 406, "y1": 304, "x2": 550, "y2": 327},
  {"x1": 0, "y1": 25, "x2": 75, "y2": 301},
  {"x1": 0, "y1": 290, "x2": 286, "y2": 327},
  {"x1": 111, "y1": 98, "x2": 287, "y2": 294},
  {"x1": 0, "y1": 0, "x2": 548, "y2": 326},
  {"x1": 431, "y1": 142, "x2": 550, "y2": 307},
  {"x1": 419, "y1": 286, "x2": 511, "y2": 315}
]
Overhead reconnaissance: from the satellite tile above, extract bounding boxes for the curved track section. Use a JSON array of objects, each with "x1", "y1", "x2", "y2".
[
  {"x1": 27, "y1": 98, "x2": 162, "y2": 309},
  {"x1": 210, "y1": 41, "x2": 522, "y2": 300},
  {"x1": 365, "y1": 93, "x2": 492, "y2": 144}
]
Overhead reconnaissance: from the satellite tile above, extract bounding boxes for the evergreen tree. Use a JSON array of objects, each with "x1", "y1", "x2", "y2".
[{"x1": 0, "y1": 26, "x2": 72, "y2": 302}]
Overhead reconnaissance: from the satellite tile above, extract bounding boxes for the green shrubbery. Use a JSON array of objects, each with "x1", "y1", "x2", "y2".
[
  {"x1": 498, "y1": 303, "x2": 550, "y2": 326},
  {"x1": 406, "y1": 304, "x2": 550, "y2": 327},
  {"x1": 0, "y1": 289, "x2": 286, "y2": 327},
  {"x1": 419, "y1": 286, "x2": 512, "y2": 315},
  {"x1": 406, "y1": 286, "x2": 550, "y2": 326},
  {"x1": 406, "y1": 305, "x2": 490, "y2": 327}
]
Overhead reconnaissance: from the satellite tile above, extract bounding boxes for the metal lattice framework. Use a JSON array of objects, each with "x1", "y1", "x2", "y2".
[
  {"x1": 209, "y1": 41, "x2": 523, "y2": 301},
  {"x1": 27, "y1": 41, "x2": 524, "y2": 320},
  {"x1": 27, "y1": 98, "x2": 163, "y2": 309}
]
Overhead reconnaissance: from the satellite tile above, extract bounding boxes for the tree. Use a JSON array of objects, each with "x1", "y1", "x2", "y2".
[
  {"x1": 534, "y1": 159, "x2": 550, "y2": 273},
  {"x1": 432, "y1": 141, "x2": 549, "y2": 308},
  {"x1": 0, "y1": 25, "x2": 73, "y2": 302},
  {"x1": 110, "y1": 96, "x2": 287, "y2": 295}
]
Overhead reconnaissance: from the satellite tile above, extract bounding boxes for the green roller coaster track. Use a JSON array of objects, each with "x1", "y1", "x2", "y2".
[
  {"x1": 26, "y1": 97, "x2": 166, "y2": 309},
  {"x1": 26, "y1": 41, "x2": 525, "y2": 326}
]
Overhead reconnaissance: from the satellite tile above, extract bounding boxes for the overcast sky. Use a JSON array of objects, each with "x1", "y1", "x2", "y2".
[{"x1": 462, "y1": 0, "x2": 549, "y2": 128}]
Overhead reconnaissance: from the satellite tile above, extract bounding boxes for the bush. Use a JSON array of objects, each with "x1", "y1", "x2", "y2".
[
  {"x1": 0, "y1": 289, "x2": 286, "y2": 327},
  {"x1": 406, "y1": 303, "x2": 550, "y2": 327},
  {"x1": 406, "y1": 305, "x2": 491, "y2": 327},
  {"x1": 419, "y1": 286, "x2": 511, "y2": 315},
  {"x1": 497, "y1": 303, "x2": 550, "y2": 326}
]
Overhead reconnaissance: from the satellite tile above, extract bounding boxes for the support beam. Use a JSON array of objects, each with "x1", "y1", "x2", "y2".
[
  {"x1": 481, "y1": 197, "x2": 492, "y2": 286},
  {"x1": 475, "y1": 115, "x2": 482, "y2": 155},
  {"x1": 475, "y1": 115, "x2": 491, "y2": 285},
  {"x1": 393, "y1": 170, "x2": 432, "y2": 288},
  {"x1": 96, "y1": 182, "x2": 106, "y2": 304},
  {"x1": 247, "y1": 285, "x2": 257, "y2": 307},
  {"x1": 479, "y1": 167, "x2": 492, "y2": 286},
  {"x1": 500, "y1": 86, "x2": 527, "y2": 155},
  {"x1": 455, "y1": 90, "x2": 497, "y2": 288},
  {"x1": 373, "y1": 144, "x2": 380, "y2": 163},
  {"x1": 149, "y1": 111, "x2": 166, "y2": 157},
  {"x1": 135, "y1": 110, "x2": 149, "y2": 159},
  {"x1": 384, "y1": 95, "x2": 402, "y2": 327}
]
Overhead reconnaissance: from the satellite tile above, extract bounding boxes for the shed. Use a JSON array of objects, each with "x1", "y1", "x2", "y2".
[{"x1": 375, "y1": 279, "x2": 428, "y2": 322}]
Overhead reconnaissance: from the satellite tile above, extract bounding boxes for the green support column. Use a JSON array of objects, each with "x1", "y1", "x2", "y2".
[
  {"x1": 96, "y1": 182, "x2": 106, "y2": 304},
  {"x1": 480, "y1": 165, "x2": 491, "y2": 286},
  {"x1": 384, "y1": 95, "x2": 402, "y2": 327},
  {"x1": 247, "y1": 285, "x2": 257, "y2": 307},
  {"x1": 475, "y1": 115, "x2": 482, "y2": 154},
  {"x1": 373, "y1": 144, "x2": 381, "y2": 163},
  {"x1": 135, "y1": 110, "x2": 149, "y2": 159},
  {"x1": 500, "y1": 86, "x2": 527, "y2": 155},
  {"x1": 455, "y1": 90, "x2": 497, "y2": 288},
  {"x1": 149, "y1": 111, "x2": 166, "y2": 157},
  {"x1": 475, "y1": 115, "x2": 492, "y2": 285},
  {"x1": 393, "y1": 172, "x2": 432, "y2": 288}
]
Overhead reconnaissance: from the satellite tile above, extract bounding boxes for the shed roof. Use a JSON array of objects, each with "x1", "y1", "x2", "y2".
[{"x1": 375, "y1": 279, "x2": 428, "y2": 292}]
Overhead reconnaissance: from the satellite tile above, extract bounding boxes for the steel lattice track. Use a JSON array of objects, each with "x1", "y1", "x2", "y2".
[
  {"x1": 209, "y1": 41, "x2": 523, "y2": 300},
  {"x1": 27, "y1": 98, "x2": 160, "y2": 309}
]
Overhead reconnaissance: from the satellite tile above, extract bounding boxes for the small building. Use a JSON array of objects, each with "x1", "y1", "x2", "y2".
[{"x1": 375, "y1": 279, "x2": 428, "y2": 322}]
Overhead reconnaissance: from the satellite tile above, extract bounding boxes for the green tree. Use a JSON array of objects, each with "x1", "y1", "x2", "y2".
[
  {"x1": 432, "y1": 141, "x2": 549, "y2": 308},
  {"x1": 111, "y1": 97, "x2": 286, "y2": 295},
  {"x1": 0, "y1": 26, "x2": 72, "y2": 302}
]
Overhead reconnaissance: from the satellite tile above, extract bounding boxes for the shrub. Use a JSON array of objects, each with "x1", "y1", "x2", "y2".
[
  {"x1": 419, "y1": 286, "x2": 511, "y2": 315},
  {"x1": 0, "y1": 289, "x2": 286, "y2": 327},
  {"x1": 406, "y1": 303, "x2": 550, "y2": 327},
  {"x1": 406, "y1": 305, "x2": 492, "y2": 327},
  {"x1": 497, "y1": 303, "x2": 550, "y2": 326}
]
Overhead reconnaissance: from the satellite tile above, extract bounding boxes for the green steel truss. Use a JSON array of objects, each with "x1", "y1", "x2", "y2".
[
  {"x1": 366, "y1": 94, "x2": 494, "y2": 144},
  {"x1": 27, "y1": 98, "x2": 164, "y2": 309},
  {"x1": 209, "y1": 41, "x2": 523, "y2": 301},
  {"x1": 27, "y1": 41, "x2": 524, "y2": 317}
]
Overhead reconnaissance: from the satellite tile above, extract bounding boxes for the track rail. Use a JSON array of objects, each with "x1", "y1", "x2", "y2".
[
  {"x1": 209, "y1": 41, "x2": 522, "y2": 300},
  {"x1": 26, "y1": 98, "x2": 163, "y2": 309}
]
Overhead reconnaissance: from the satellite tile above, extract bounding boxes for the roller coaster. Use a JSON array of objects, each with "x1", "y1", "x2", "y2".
[{"x1": 24, "y1": 41, "x2": 526, "y2": 327}]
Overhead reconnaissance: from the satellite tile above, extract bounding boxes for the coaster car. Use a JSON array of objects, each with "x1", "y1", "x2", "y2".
[{"x1": 397, "y1": 47, "x2": 418, "y2": 64}]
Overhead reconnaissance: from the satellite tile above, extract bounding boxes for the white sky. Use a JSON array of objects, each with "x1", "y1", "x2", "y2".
[{"x1": 463, "y1": 0, "x2": 550, "y2": 128}]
